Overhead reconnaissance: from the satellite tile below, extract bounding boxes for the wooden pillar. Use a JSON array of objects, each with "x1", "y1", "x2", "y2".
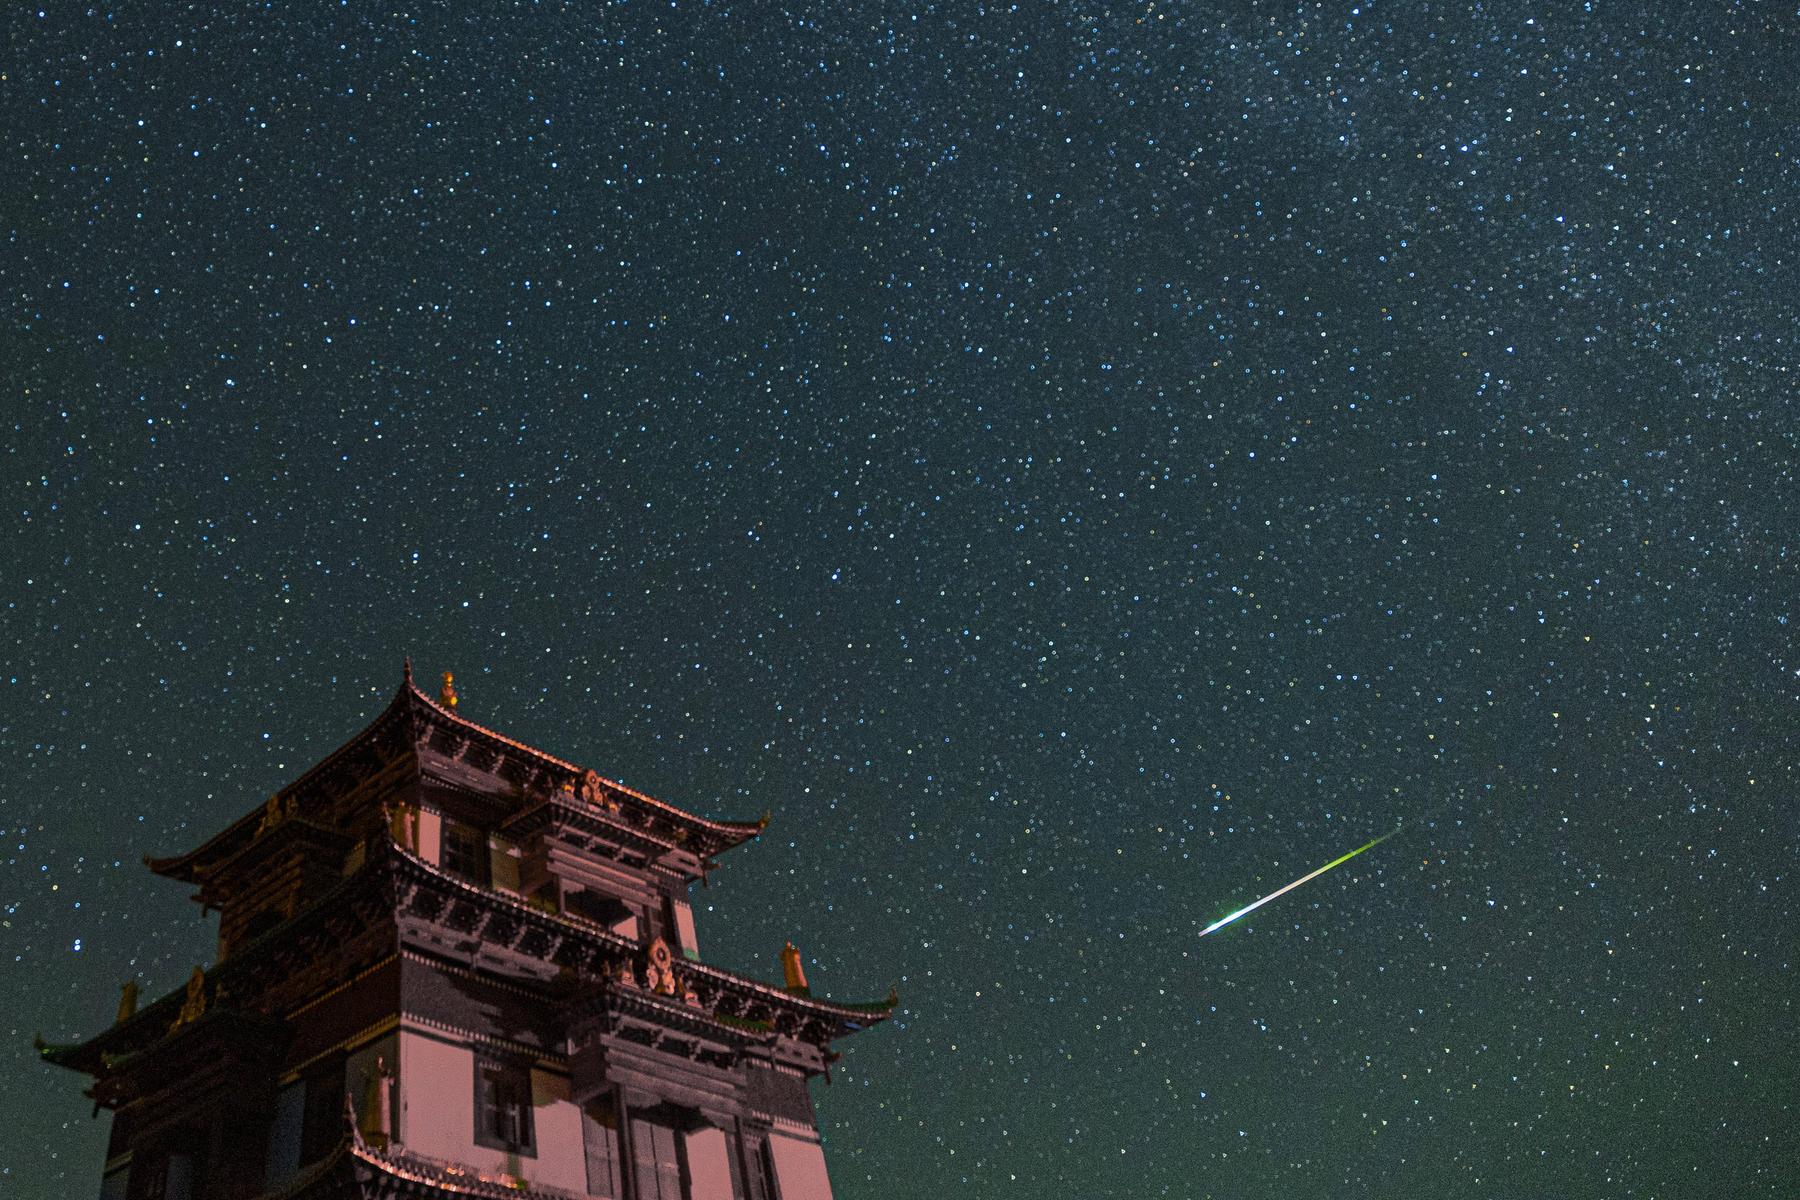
[
  {"x1": 612, "y1": 1083, "x2": 637, "y2": 1200},
  {"x1": 729, "y1": 1115, "x2": 761, "y2": 1200}
]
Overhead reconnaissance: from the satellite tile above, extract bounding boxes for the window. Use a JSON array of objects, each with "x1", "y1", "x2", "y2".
[
  {"x1": 299, "y1": 1057, "x2": 346, "y2": 1165},
  {"x1": 629, "y1": 1118, "x2": 685, "y2": 1200},
  {"x1": 162, "y1": 1154, "x2": 193, "y2": 1200},
  {"x1": 582, "y1": 1097, "x2": 624, "y2": 1200},
  {"x1": 740, "y1": 1137, "x2": 775, "y2": 1200},
  {"x1": 565, "y1": 889, "x2": 638, "y2": 939},
  {"x1": 627, "y1": 1106, "x2": 728, "y2": 1200},
  {"x1": 264, "y1": 1081, "x2": 306, "y2": 1190},
  {"x1": 474, "y1": 1059, "x2": 535, "y2": 1156},
  {"x1": 442, "y1": 822, "x2": 488, "y2": 885},
  {"x1": 130, "y1": 1153, "x2": 166, "y2": 1200},
  {"x1": 130, "y1": 1148, "x2": 195, "y2": 1200}
]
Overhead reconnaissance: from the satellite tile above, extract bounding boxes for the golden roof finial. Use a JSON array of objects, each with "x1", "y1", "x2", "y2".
[
  {"x1": 255, "y1": 793, "x2": 287, "y2": 836},
  {"x1": 440, "y1": 671, "x2": 458, "y2": 709},
  {"x1": 780, "y1": 941, "x2": 810, "y2": 995},
  {"x1": 403, "y1": 657, "x2": 414, "y2": 686},
  {"x1": 358, "y1": 1054, "x2": 395, "y2": 1148},
  {"x1": 116, "y1": 979, "x2": 139, "y2": 1024},
  {"x1": 173, "y1": 966, "x2": 207, "y2": 1028}
]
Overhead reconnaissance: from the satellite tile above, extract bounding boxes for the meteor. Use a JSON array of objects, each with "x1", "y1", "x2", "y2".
[{"x1": 1199, "y1": 828, "x2": 1399, "y2": 937}]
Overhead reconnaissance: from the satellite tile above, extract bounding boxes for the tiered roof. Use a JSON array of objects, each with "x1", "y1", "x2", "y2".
[
  {"x1": 147, "y1": 665, "x2": 767, "y2": 888},
  {"x1": 46, "y1": 665, "x2": 896, "y2": 1080}
]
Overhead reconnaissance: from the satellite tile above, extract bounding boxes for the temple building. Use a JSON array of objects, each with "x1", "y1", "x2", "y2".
[{"x1": 43, "y1": 663, "x2": 896, "y2": 1200}]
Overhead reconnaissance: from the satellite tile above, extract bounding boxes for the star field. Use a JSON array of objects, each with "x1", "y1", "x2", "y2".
[{"x1": 5, "y1": 2, "x2": 1796, "y2": 1196}]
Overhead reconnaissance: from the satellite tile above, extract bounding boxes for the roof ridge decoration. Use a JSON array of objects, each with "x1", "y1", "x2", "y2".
[
  {"x1": 401, "y1": 670, "x2": 764, "y2": 842},
  {"x1": 148, "y1": 662, "x2": 764, "y2": 881},
  {"x1": 142, "y1": 679, "x2": 416, "y2": 881},
  {"x1": 46, "y1": 838, "x2": 894, "y2": 1089},
  {"x1": 376, "y1": 842, "x2": 898, "y2": 1024}
]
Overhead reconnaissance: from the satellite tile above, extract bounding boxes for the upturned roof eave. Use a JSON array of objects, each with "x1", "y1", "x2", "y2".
[
  {"x1": 681, "y1": 956, "x2": 900, "y2": 1025},
  {"x1": 144, "y1": 667, "x2": 759, "y2": 883},
  {"x1": 494, "y1": 796, "x2": 709, "y2": 881},
  {"x1": 47, "y1": 838, "x2": 893, "y2": 1083},
  {"x1": 382, "y1": 845, "x2": 896, "y2": 1029},
  {"x1": 404, "y1": 681, "x2": 766, "y2": 850},
  {"x1": 144, "y1": 679, "x2": 420, "y2": 883}
]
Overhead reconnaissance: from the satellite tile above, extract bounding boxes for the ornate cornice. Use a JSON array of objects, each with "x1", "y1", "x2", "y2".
[
  {"x1": 47, "y1": 835, "x2": 893, "y2": 1087},
  {"x1": 146, "y1": 666, "x2": 764, "y2": 886},
  {"x1": 388, "y1": 845, "x2": 896, "y2": 1043}
]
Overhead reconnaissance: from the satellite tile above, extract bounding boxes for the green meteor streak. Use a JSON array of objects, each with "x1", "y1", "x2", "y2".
[{"x1": 1200, "y1": 828, "x2": 1400, "y2": 937}]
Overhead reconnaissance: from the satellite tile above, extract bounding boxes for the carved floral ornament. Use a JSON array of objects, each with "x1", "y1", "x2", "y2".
[
  {"x1": 577, "y1": 769, "x2": 621, "y2": 813},
  {"x1": 630, "y1": 938, "x2": 703, "y2": 1007},
  {"x1": 644, "y1": 937, "x2": 678, "y2": 995}
]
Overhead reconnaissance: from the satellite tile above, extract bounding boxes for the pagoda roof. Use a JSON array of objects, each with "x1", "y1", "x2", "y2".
[
  {"x1": 381, "y1": 843, "x2": 898, "y2": 1037},
  {"x1": 38, "y1": 846, "x2": 401, "y2": 1078},
  {"x1": 44, "y1": 838, "x2": 896, "y2": 1083},
  {"x1": 146, "y1": 664, "x2": 766, "y2": 884}
]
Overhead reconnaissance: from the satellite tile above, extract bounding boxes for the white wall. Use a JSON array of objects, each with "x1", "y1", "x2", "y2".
[
  {"x1": 417, "y1": 808, "x2": 442, "y2": 865},
  {"x1": 396, "y1": 1029, "x2": 587, "y2": 1193},
  {"x1": 398, "y1": 1032, "x2": 473, "y2": 1166},
  {"x1": 528, "y1": 1068, "x2": 588, "y2": 1192},
  {"x1": 767, "y1": 1132, "x2": 835, "y2": 1200},
  {"x1": 685, "y1": 1126, "x2": 732, "y2": 1200}
]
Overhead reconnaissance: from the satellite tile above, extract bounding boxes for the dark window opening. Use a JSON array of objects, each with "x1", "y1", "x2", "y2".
[
  {"x1": 130, "y1": 1140, "x2": 199, "y2": 1200},
  {"x1": 129, "y1": 1152, "x2": 167, "y2": 1200},
  {"x1": 264, "y1": 1079, "x2": 306, "y2": 1190},
  {"x1": 740, "y1": 1135, "x2": 774, "y2": 1200},
  {"x1": 162, "y1": 1153, "x2": 194, "y2": 1200},
  {"x1": 442, "y1": 822, "x2": 489, "y2": 885},
  {"x1": 299, "y1": 1057, "x2": 346, "y2": 1165},
  {"x1": 474, "y1": 1058, "x2": 535, "y2": 1156},
  {"x1": 565, "y1": 888, "x2": 632, "y2": 929},
  {"x1": 525, "y1": 882, "x2": 561, "y2": 914}
]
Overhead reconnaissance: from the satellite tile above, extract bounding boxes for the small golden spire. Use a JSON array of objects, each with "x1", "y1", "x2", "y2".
[
  {"x1": 255, "y1": 793, "x2": 287, "y2": 836},
  {"x1": 173, "y1": 966, "x2": 207, "y2": 1027},
  {"x1": 116, "y1": 979, "x2": 139, "y2": 1024},
  {"x1": 440, "y1": 671, "x2": 458, "y2": 708},
  {"x1": 359, "y1": 1055, "x2": 395, "y2": 1148},
  {"x1": 780, "y1": 941, "x2": 810, "y2": 995}
]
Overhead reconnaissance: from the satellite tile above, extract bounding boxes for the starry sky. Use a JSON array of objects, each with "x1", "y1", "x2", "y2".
[{"x1": 5, "y1": 1, "x2": 1796, "y2": 1195}]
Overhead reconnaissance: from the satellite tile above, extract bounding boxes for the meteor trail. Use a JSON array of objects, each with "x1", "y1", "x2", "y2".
[{"x1": 1200, "y1": 828, "x2": 1400, "y2": 937}]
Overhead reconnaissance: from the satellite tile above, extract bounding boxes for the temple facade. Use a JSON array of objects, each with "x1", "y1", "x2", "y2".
[{"x1": 44, "y1": 664, "x2": 894, "y2": 1200}]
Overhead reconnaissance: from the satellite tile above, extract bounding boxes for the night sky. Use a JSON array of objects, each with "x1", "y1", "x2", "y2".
[{"x1": 5, "y1": 2, "x2": 1796, "y2": 1196}]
